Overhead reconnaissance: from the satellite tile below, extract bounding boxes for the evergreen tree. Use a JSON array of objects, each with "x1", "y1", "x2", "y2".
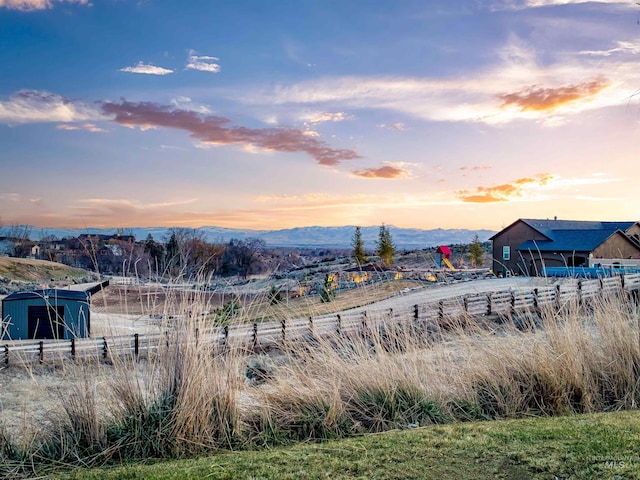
[
  {"x1": 351, "y1": 226, "x2": 369, "y2": 266},
  {"x1": 164, "y1": 231, "x2": 180, "y2": 276},
  {"x1": 144, "y1": 233, "x2": 165, "y2": 273},
  {"x1": 268, "y1": 284, "x2": 284, "y2": 305},
  {"x1": 376, "y1": 224, "x2": 396, "y2": 268},
  {"x1": 468, "y1": 234, "x2": 484, "y2": 267}
]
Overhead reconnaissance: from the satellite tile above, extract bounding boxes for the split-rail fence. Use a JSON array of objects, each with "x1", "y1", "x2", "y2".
[{"x1": 3, "y1": 274, "x2": 639, "y2": 366}]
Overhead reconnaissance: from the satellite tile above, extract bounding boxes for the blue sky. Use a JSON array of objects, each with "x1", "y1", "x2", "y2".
[{"x1": 1, "y1": 0, "x2": 639, "y2": 231}]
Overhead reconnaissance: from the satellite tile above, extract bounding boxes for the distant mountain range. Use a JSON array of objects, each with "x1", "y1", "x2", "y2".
[{"x1": 28, "y1": 225, "x2": 496, "y2": 250}]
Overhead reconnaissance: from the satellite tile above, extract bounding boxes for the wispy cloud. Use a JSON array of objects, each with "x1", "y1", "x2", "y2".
[
  {"x1": 378, "y1": 122, "x2": 407, "y2": 131},
  {"x1": 579, "y1": 40, "x2": 640, "y2": 57},
  {"x1": 0, "y1": 193, "x2": 22, "y2": 202},
  {"x1": 0, "y1": 0, "x2": 89, "y2": 11},
  {"x1": 170, "y1": 96, "x2": 211, "y2": 114},
  {"x1": 0, "y1": 90, "x2": 102, "y2": 124},
  {"x1": 304, "y1": 112, "x2": 347, "y2": 124},
  {"x1": 243, "y1": 35, "x2": 640, "y2": 126},
  {"x1": 120, "y1": 61, "x2": 174, "y2": 75},
  {"x1": 490, "y1": 0, "x2": 632, "y2": 10},
  {"x1": 185, "y1": 51, "x2": 220, "y2": 73},
  {"x1": 37, "y1": 198, "x2": 199, "y2": 228},
  {"x1": 56, "y1": 123, "x2": 105, "y2": 132},
  {"x1": 351, "y1": 165, "x2": 409, "y2": 179},
  {"x1": 457, "y1": 174, "x2": 555, "y2": 203},
  {"x1": 101, "y1": 100, "x2": 361, "y2": 166}
]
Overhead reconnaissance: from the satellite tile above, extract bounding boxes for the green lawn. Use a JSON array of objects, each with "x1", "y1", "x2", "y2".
[{"x1": 62, "y1": 410, "x2": 640, "y2": 480}]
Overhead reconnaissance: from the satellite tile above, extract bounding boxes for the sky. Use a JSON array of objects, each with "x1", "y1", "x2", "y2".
[{"x1": 0, "y1": 0, "x2": 639, "y2": 232}]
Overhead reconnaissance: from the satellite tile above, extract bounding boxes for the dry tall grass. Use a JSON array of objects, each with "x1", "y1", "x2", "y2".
[{"x1": 2, "y1": 281, "x2": 640, "y2": 477}]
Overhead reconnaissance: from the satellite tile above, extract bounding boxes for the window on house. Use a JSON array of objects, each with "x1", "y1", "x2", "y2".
[{"x1": 502, "y1": 246, "x2": 510, "y2": 261}]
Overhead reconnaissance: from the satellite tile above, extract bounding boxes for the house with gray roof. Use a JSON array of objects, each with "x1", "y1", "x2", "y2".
[{"x1": 490, "y1": 219, "x2": 640, "y2": 276}]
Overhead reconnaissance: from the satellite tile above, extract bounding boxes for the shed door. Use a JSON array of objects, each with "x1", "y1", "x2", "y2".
[{"x1": 28, "y1": 305, "x2": 65, "y2": 339}]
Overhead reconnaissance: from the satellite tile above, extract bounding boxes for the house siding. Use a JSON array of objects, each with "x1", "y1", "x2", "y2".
[
  {"x1": 593, "y1": 233, "x2": 640, "y2": 259},
  {"x1": 625, "y1": 224, "x2": 640, "y2": 245},
  {"x1": 491, "y1": 221, "x2": 547, "y2": 276}
]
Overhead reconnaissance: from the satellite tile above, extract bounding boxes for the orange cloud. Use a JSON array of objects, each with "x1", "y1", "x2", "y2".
[
  {"x1": 457, "y1": 174, "x2": 554, "y2": 203},
  {"x1": 459, "y1": 165, "x2": 491, "y2": 171},
  {"x1": 352, "y1": 165, "x2": 407, "y2": 179},
  {"x1": 499, "y1": 77, "x2": 609, "y2": 112},
  {"x1": 101, "y1": 100, "x2": 361, "y2": 166}
]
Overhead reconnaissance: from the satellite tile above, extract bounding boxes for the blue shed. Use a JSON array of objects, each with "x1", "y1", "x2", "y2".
[{"x1": 1, "y1": 289, "x2": 90, "y2": 340}]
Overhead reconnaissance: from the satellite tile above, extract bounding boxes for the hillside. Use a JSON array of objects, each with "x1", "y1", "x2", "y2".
[{"x1": 0, "y1": 257, "x2": 89, "y2": 283}]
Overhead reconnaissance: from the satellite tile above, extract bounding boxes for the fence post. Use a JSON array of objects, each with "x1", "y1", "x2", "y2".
[
  {"x1": 533, "y1": 288, "x2": 539, "y2": 315},
  {"x1": 438, "y1": 300, "x2": 444, "y2": 321},
  {"x1": 577, "y1": 281, "x2": 583, "y2": 306},
  {"x1": 486, "y1": 293, "x2": 492, "y2": 316},
  {"x1": 4, "y1": 344, "x2": 8, "y2": 365},
  {"x1": 598, "y1": 277, "x2": 604, "y2": 299},
  {"x1": 309, "y1": 316, "x2": 314, "y2": 337},
  {"x1": 510, "y1": 291, "x2": 516, "y2": 317},
  {"x1": 71, "y1": 337, "x2": 76, "y2": 361},
  {"x1": 252, "y1": 322, "x2": 258, "y2": 347},
  {"x1": 103, "y1": 337, "x2": 108, "y2": 360},
  {"x1": 195, "y1": 328, "x2": 199, "y2": 347},
  {"x1": 223, "y1": 325, "x2": 229, "y2": 346},
  {"x1": 555, "y1": 284, "x2": 561, "y2": 310},
  {"x1": 463, "y1": 296, "x2": 468, "y2": 314},
  {"x1": 281, "y1": 319, "x2": 286, "y2": 342},
  {"x1": 134, "y1": 333, "x2": 139, "y2": 361},
  {"x1": 413, "y1": 304, "x2": 419, "y2": 321},
  {"x1": 39, "y1": 340, "x2": 44, "y2": 364},
  {"x1": 336, "y1": 314, "x2": 342, "y2": 336}
]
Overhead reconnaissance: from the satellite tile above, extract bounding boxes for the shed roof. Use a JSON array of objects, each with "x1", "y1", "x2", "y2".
[
  {"x1": 436, "y1": 245, "x2": 451, "y2": 255},
  {"x1": 2, "y1": 289, "x2": 90, "y2": 303}
]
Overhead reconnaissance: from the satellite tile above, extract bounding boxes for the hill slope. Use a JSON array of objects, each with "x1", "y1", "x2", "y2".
[{"x1": 0, "y1": 257, "x2": 89, "y2": 283}]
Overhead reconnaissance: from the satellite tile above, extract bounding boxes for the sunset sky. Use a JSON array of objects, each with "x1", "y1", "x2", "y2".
[{"x1": 1, "y1": 0, "x2": 639, "y2": 232}]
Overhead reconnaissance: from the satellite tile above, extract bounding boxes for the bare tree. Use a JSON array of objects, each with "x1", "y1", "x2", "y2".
[
  {"x1": 222, "y1": 238, "x2": 266, "y2": 279},
  {"x1": 163, "y1": 228, "x2": 223, "y2": 278},
  {"x1": 6, "y1": 224, "x2": 33, "y2": 257}
]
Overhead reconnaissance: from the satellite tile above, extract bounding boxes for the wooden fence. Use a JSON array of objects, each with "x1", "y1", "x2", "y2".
[{"x1": 3, "y1": 274, "x2": 639, "y2": 366}]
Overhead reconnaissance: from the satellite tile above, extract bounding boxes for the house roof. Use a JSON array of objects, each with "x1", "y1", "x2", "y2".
[
  {"x1": 2, "y1": 289, "x2": 90, "y2": 303},
  {"x1": 489, "y1": 218, "x2": 636, "y2": 241},
  {"x1": 520, "y1": 219, "x2": 635, "y2": 238},
  {"x1": 436, "y1": 245, "x2": 451, "y2": 256},
  {"x1": 517, "y1": 229, "x2": 621, "y2": 253}
]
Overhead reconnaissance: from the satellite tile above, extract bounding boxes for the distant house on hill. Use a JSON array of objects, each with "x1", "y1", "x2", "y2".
[{"x1": 490, "y1": 218, "x2": 640, "y2": 276}]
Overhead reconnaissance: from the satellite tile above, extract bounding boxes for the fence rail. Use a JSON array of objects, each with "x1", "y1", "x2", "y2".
[{"x1": 3, "y1": 274, "x2": 640, "y2": 366}]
